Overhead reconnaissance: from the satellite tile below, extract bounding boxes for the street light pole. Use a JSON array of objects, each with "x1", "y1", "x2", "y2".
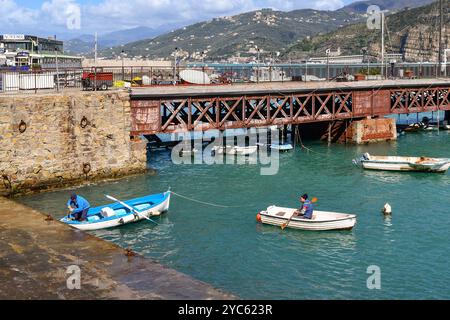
[
  {"x1": 326, "y1": 49, "x2": 330, "y2": 81},
  {"x1": 382, "y1": 13, "x2": 385, "y2": 79},
  {"x1": 201, "y1": 51, "x2": 205, "y2": 85},
  {"x1": 255, "y1": 46, "x2": 260, "y2": 83},
  {"x1": 173, "y1": 47, "x2": 178, "y2": 85},
  {"x1": 55, "y1": 47, "x2": 59, "y2": 92},
  {"x1": 121, "y1": 50, "x2": 125, "y2": 81},
  {"x1": 438, "y1": 0, "x2": 443, "y2": 77},
  {"x1": 305, "y1": 60, "x2": 308, "y2": 82}
]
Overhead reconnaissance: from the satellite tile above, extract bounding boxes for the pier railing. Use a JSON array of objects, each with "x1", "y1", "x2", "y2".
[
  {"x1": 0, "y1": 69, "x2": 83, "y2": 93},
  {"x1": 1, "y1": 63, "x2": 449, "y2": 93}
]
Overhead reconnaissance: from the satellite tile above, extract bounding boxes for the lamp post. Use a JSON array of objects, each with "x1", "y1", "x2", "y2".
[
  {"x1": 305, "y1": 59, "x2": 308, "y2": 82},
  {"x1": 55, "y1": 47, "x2": 59, "y2": 92},
  {"x1": 326, "y1": 48, "x2": 331, "y2": 81},
  {"x1": 438, "y1": 0, "x2": 443, "y2": 77},
  {"x1": 121, "y1": 50, "x2": 125, "y2": 81},
  {"x1": 201, "y1": 51, "x2": 206, "y2": 85},
  {"x1": 381, "y1": 11, "x2": 385, "y2": 80},
  {"x1": 173, "y1": 47, "x2": 179, "y2": 85}
]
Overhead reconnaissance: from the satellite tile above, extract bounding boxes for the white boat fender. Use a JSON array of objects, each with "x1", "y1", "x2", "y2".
[
  {"x1": 382, "y1": 203, "x2": 392, "y2": 215},
  {"x1": 101, "y1": 207, "x2": 115, "y2": 218}
]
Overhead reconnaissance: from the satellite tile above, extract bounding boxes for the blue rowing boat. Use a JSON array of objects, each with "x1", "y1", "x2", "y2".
[{"x1": 61, "y1": 190, "x2": 171, "y2": 231}]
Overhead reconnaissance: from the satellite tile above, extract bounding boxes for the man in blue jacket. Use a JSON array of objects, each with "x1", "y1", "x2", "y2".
[
  {"x1": 295, "y1": 194, "x2": 314, "y2": 219},
  {"x1": 67, "y1": 193, "x2": 90, "y2": 221}
]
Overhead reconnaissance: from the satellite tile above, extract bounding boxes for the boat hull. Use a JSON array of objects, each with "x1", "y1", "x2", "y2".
[
  {"x1": 259, "y1": 206, "x2": 356, "y2": 231},
  {"x1": 270, "y1": 144, "x2": 293, "y2": 152},
  {"x1": 361, "y1": 160, "x2": 450, "y2": 173},
  {"x1": 61, "y1": 191, "x2": 171, "y2": 231},
  {"x1": 213, "y1": 146, "x2": 257, "y2": 155}
]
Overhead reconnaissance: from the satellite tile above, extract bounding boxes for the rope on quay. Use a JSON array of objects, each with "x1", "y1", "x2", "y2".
[{"x1": 171, "y1": 191, "x2": 254, "y2": 208}]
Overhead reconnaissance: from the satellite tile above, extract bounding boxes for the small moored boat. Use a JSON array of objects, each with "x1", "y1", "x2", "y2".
[
  {"x1": 61, "y1": 191, "x2": 171, "y2": 231},
  {"x1": 258, "y1": 206, "x2": 356, "y2": 231},
  {"x1": 257, "y1": 143, "x2": 293, "y2": 152},
  {"x1": 212, "y1": 145, "x2": 257, "y2": 156},
  {"x1": 270, "y1": 144, "x2": 293, "y2": 152},
  {"x1": 354, "y1": 153, "x2": 450, "y2": 173}
]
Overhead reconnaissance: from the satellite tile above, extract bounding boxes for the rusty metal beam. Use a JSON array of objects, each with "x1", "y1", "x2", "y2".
[{"x1": 130, "y1": 86, "x2": 450, "y2": 136}]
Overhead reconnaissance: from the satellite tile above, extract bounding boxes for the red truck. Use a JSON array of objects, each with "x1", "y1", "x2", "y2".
[{"x1": 82, "y1": 71, "x2": 113, "y2": 90}]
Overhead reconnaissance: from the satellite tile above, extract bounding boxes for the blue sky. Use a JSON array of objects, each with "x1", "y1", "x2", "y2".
[{"x1": 1, "y1": 0, "x2": 357, "y2": 38}]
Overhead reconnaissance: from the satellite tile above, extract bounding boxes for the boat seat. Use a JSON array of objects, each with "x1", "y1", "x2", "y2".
[
  {"x1": 115, "y1": 209, "x2": 128, "y2": 216},
  {"x1": 134, "y1": 203, "x2": 153, "y2": 211},
  {"x1": 87, "y1": 216, "x2": 100, "y2": 222}
]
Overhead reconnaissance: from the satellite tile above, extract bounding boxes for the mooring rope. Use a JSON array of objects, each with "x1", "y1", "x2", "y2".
[
  {"x1": 294, "y1": 126, "x2": 329, "y2": 156},
  {"x1": 171, "y1": 191, "x2": 254, "y2": 208}
]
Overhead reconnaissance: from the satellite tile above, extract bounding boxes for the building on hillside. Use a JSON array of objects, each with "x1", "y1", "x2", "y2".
[{"x1": 82, "y1": 58, "x2": 172, "y2": 69}]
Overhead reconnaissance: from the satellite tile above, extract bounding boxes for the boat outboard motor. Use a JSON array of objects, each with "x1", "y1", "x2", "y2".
[{"x1": 421, "y1": 117, "x2": 430, "y2": 128}]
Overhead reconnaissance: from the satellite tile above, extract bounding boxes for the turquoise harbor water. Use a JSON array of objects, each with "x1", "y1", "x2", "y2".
[{"x1": 17, "y1": 126, "x2": 450, "y2": 300}]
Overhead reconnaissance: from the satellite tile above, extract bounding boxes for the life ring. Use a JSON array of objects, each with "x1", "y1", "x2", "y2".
[
  {"x1": 80, "y1": 116, "x2": 89, "y2": 129},
  {"x1": 82, "y1": 163, "x2": 91, "y2": 174},
  {"x1": 19, "y1": 120, "x2": 27, "y2": 133}
]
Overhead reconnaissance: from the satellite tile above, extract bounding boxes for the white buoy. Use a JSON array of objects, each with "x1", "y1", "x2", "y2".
[{"x1": 382, "y1": 203, "x2": 392, "y2": 215}]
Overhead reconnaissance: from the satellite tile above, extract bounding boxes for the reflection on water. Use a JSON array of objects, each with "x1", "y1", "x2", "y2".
[
  {"x1": 255, "y1": 224, "x2": 357, "y2": 252},
  {"x1": 362, "y1": 170, "x2": 405, "y2": 184}
]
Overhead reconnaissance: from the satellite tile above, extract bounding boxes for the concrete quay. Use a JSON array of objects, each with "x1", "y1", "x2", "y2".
[{"x1": 0, "y1": 197, "x2": 236, "y2": 300}]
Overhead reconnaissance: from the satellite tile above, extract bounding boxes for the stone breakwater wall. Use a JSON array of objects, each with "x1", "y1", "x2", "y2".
[{"x1": 0, "y1": 90, "x2": 147, "y2": 196}]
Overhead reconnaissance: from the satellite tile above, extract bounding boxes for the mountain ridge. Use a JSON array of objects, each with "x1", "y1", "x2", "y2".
[
  {"x1": 284, "y1": 0, "x2": 448, "y2": 62},
  {"x1": 99, "y1": 8, "x2": 363, "y2": 61}
]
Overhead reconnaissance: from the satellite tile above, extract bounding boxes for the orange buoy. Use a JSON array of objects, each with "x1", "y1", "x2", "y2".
[{"x1": 256, "y1": 213, "x2": 262, "y2": 223}]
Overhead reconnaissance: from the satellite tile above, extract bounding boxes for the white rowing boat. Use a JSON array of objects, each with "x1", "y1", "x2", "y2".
[
  {"x1": 355, "y1": 153, "x2": 450, "y2": 173},
  {"x1": 258, "y1": 206, "x2": 356, "y2": 231}
]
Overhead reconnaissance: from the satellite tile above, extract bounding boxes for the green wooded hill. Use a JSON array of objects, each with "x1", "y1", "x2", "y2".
[
  {"x1": 100, "y1": 8, "x2": 363, "y2": 61},
  {"x1": 284, "y1": 0, "x2": 448, "y2": 61}
]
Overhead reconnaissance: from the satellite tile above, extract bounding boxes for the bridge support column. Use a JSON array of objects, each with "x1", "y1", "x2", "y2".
[{"x1": 337, "y1": 118, "x2": 397, "y2": 144}]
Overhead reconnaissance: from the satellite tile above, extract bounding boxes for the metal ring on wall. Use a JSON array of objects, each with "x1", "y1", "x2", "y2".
[
  {"x1": 19, "y1": 120, "x2": 27, "y2": 133},
  {"x1": 80, "y1": 117, "x2": 89, "y2": 129},
  {"x1": 82, "y1": 163, "x2": 91, "y2": 174},
  {"x1": 2, "y1": 174, "x2": 12, "y2": 190}
]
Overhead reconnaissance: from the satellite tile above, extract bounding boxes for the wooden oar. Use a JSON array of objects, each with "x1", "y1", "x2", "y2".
[
  {"x1": 105, "y1": 195, "x2": 159, "y2": 225},
  {"x1": 281, "y1": 197, "x2": 318, "y2": 230}
]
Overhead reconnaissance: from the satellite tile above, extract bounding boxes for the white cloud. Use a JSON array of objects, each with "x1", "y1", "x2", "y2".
[
  {"x1": 41, "y1": 0, "x2": 82, "y2": 30},
  {"x1": 0, "y1": 0, "x2": 348, "y2": 36},
  {"x1": 0, "y1": 0, "x2": 38, "y2": 26},
  {"x1": 312, "y1": 0, "x2": 344, "y2": 10}
]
